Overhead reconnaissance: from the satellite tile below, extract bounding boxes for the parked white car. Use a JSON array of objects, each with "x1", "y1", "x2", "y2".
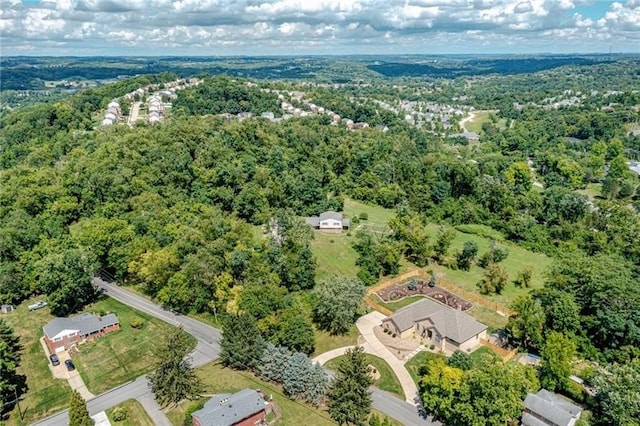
[{"x1": 28, "y1": 301, "x2": 48, "y2": 311}]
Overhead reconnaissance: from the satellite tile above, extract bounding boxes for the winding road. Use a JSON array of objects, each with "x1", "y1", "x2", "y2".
[{"x1": 33, "y1": 278, "x2": 434, "y2": 425}]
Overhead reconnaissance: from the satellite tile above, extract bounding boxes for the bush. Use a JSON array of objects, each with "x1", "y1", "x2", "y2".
[
  {"x1": 430, "y1": 344, "x2": 435, "y2": 350},
  {"x1": 455, "y1": 224, "x2": 504, "y2": 241},
  {"x1": 130, "y1": 317, "x2": 144, "y2": 329},
  {"x1": 392, "y1": 333, "x2": 396, "y2": 338},
  {"x1": 112, "y1": 407, "x2": 128, "y2": 422},
  {"x1": 183, "y1": 400, "x2": 205, "y2": 426},
  {"x1": 359, "y1": 212, "x2": 369, "y2": 220}
]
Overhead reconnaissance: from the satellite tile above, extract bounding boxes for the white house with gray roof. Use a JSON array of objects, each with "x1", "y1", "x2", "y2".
[
  {"x1": 522, "y1": 389, "x2": 582, "y2": 426},
  {"x1": 305, "y1": 211, "x2": 349, "y2": 231},
  {"x1": 43, "y1": 313, "x2": 120, "y2": 353},
  {"x1": 191, "y1": 388, "x2": 267, "y2": 426},
  {"x1": 382, "y1": 298, "x2": 487, "y2": 353}
]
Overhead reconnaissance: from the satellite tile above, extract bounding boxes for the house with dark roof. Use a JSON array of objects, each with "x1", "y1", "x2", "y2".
[
  {"x1": 382, "y1": 298, "x2": 487, "y2": 353},
  {"x1": 43, "y1": 313, "x2": 120, "y2": 353},
  {"x1": 521, "y1": 389, "x2": 582, "y2": 426},
  {"x1": 191, "y1": 389, "x2": 268, "y2": 426},
  {"x1": 305, "y1": 211, "x2": 349, "y2": 231}
]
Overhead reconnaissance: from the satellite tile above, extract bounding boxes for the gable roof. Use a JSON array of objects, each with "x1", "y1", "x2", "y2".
[
  {"x1": 383, "y1": 298, "x2": 487, "y2": 344},
  {"x1": 43, "y1": 313, "x2": 119, "y2": 340},
  {"x1": 192, "y1": 389, "x2": 266, "y2": 426},
  {"x1": 522, "y1": 389, "x2": 582, "y2": 426},
  {"x1": 318, "y1": 211, "x2": 343, "y2": 221}
]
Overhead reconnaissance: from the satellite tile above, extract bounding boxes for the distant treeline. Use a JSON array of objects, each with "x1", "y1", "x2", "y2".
[{"x1": 367, "y1": 57, "x2": 614, "y2": 78}]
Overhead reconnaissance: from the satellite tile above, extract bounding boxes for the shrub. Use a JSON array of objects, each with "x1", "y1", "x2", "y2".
[
  {"x1": 183, "y1": 400, "x2": 205, "y2": 426},
  {"x1": 359, "y1": 212, "x2": 369, "y2": 220},
  {"x1": 130, "y1": 317, "x2": 144, "y2": 329},
  {"x1": 392, "y1": 333, "x2": 397, "y2": 338},
  {"x1": 112, "y1": 407, "x2": 128, "y2": 422},
  {"x1": 429, "y1": 344, "x2": 435, "y2": 350}
]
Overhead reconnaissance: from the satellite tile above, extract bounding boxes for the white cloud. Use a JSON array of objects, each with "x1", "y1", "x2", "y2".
[{"x1": 0, "y1": 0, "x2": 638, "y2": 55}]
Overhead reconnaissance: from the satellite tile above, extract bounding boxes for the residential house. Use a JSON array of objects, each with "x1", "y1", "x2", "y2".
[
  {"x1": 521, "y1": 389, "x2": 582, "y2": 426},
  {"x1": 43, "y1": 313, "x2": 120, "y2": 353},
  {"x1": 191, "y1": 389, "x2": 267, "y2": 426},
  {"x1": 382, "y1": 299, "x2": 487, "y2": 353},
  {"x1": 305, "y1": 211, "x2": 350, "y2": 231}
]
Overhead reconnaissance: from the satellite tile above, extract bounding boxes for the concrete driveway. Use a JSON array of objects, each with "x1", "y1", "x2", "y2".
[
  {"x1": 40, "y1": 337, "x2": 95, "y2": 399},
  {"x1": 356, "y1": 311, "x2": 420, "y2": 405}
]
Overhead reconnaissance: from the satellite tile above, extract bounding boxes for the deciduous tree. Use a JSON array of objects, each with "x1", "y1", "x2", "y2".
[{"x1": 313, "y1": 276, "x2": 365, "y2": 335}]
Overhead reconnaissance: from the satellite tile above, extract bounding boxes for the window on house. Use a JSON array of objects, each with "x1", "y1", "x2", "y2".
[{"x1": 53, "y1": 336, "x2": 62, "y2": 342}]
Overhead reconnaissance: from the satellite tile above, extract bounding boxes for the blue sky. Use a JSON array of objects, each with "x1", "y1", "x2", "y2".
[{"x1": 1, "y1": 0, "x2": 638, "y2": 56}]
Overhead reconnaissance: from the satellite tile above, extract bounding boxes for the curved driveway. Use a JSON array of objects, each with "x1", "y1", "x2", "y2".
[{"x1": 34, "y1": 279, "x2": 434, "y2": 425}]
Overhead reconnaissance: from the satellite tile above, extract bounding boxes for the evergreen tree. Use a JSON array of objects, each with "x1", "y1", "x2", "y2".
[
  {"x1": 148, "y1": 327, "x2": 201, "y2": 407},
  {"x1": 260, "y1": 343, "x2": 292, "y2": 383},
  {"x1": 283, "y1": 352, "x2": 312, "y2": 400},
  {"x1": 68, "y1": 390, "x2": 93, "y2": 426},
  {"x1": 220, "y1": 313, "x2": 266, "y2": 370},
  {"x1": 0, "y1": 319, "x2": 24, "y2": 416},
  {"x1": 328, "y1": 346, "x2": 373, "y2": 425},
  {"x1": 304, "y1": 362, "x2": 329, "y2": 407}
]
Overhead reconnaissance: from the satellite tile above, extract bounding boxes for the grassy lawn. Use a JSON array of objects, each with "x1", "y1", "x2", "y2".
[
  {"x1": 73, "y1": 297, "x2": 195, "y2": 395},
  {"x1": 405, "y1": 351, "x2": 445, "y2": 386},
  {"x1": 425, "y1": 223, "x2": 552, "y2": 307},
  {"x1": 325, "y1": 354, "x2": 403, "y2": 399},
  {"x1": 106, "y1": 399, "x2": 154, "y2": 426},
  {"x1": 378, "y1": 295, "x2": 425, "y2": 312},
  {"x1": 166, "y1": 361, "x2": 335, "y2": 426},
  {"x1": 311, "y1": 198, "x2": 397, "y2": 281},
  {"x1": 467, "y1": 305, "x2": 509, "y2": 331},
  {"x1": 311, "y1": 230, "x2": 359, "y2": 280},
  {"x1": 464, "y1": 110, "x2": 492, "y2": 133},
  {"x1": 312, "y1": 325, "x2": 359, "y2": 358},
  {"x1": 469, "y1": 346, "x2": 494, "y2": 365},
  {"x1": 1, "y1": 298, "x2": 72, "y2": 425}
]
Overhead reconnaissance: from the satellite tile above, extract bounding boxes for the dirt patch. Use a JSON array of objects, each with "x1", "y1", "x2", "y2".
[{"x1": 376, "y1": 279, "x2": 473, "y2": 311}]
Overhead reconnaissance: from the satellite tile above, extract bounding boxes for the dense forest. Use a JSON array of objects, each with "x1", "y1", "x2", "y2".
[{"x1": 1, "y1": 60, "x2": 640, "y2": 424}]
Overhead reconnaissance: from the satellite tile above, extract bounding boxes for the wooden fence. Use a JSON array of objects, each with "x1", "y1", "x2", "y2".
[
  {"x1": 435, "y1": 280, "x2": 515, "y2": 316},
  {"x1": 480, "y1": 338, "x2": 519, "y2": 361},
  {"x1": 366, "y1": 268, "x2": 515, "y2": 317}
]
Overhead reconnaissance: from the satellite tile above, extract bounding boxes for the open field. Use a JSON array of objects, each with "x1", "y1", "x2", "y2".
[
  {"x1": 424, "y1": 223, "x2": 552, "y2": 307},
  {"x1": 311, "y1": 198, "x2": 398, "y2": 280},
  {"x1": 166, "y1": 361, "x2": 335, "y2": 426},
  {"x1": 325, "y1": 354, "x2": 403, "y2": 398},
  {"x1": 1, "y1": 298, "x2": 71, "y2": 425},
  {"x1": 106, "y1": 399, "x2": 155, "y2": 426},
  {"x1": 73, "y1": 297, "x2": 195, "y2": 395}
]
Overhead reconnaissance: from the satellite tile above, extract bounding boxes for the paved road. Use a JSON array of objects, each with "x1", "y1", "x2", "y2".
[
  {"x1": 34, "y1": 278, "x2": 434, "y2": 425},
  {"x1": 33, "y1": 279, "x2": 221, "y2": 426}
]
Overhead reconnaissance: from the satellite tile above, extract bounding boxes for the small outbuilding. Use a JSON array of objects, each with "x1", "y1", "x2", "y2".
[
  {"x1": 521, "y1": 388, "x2": 582, "y2": 426},
  {"x1": 0, "y1": 304, "x2": 15, "y2": 314}
]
